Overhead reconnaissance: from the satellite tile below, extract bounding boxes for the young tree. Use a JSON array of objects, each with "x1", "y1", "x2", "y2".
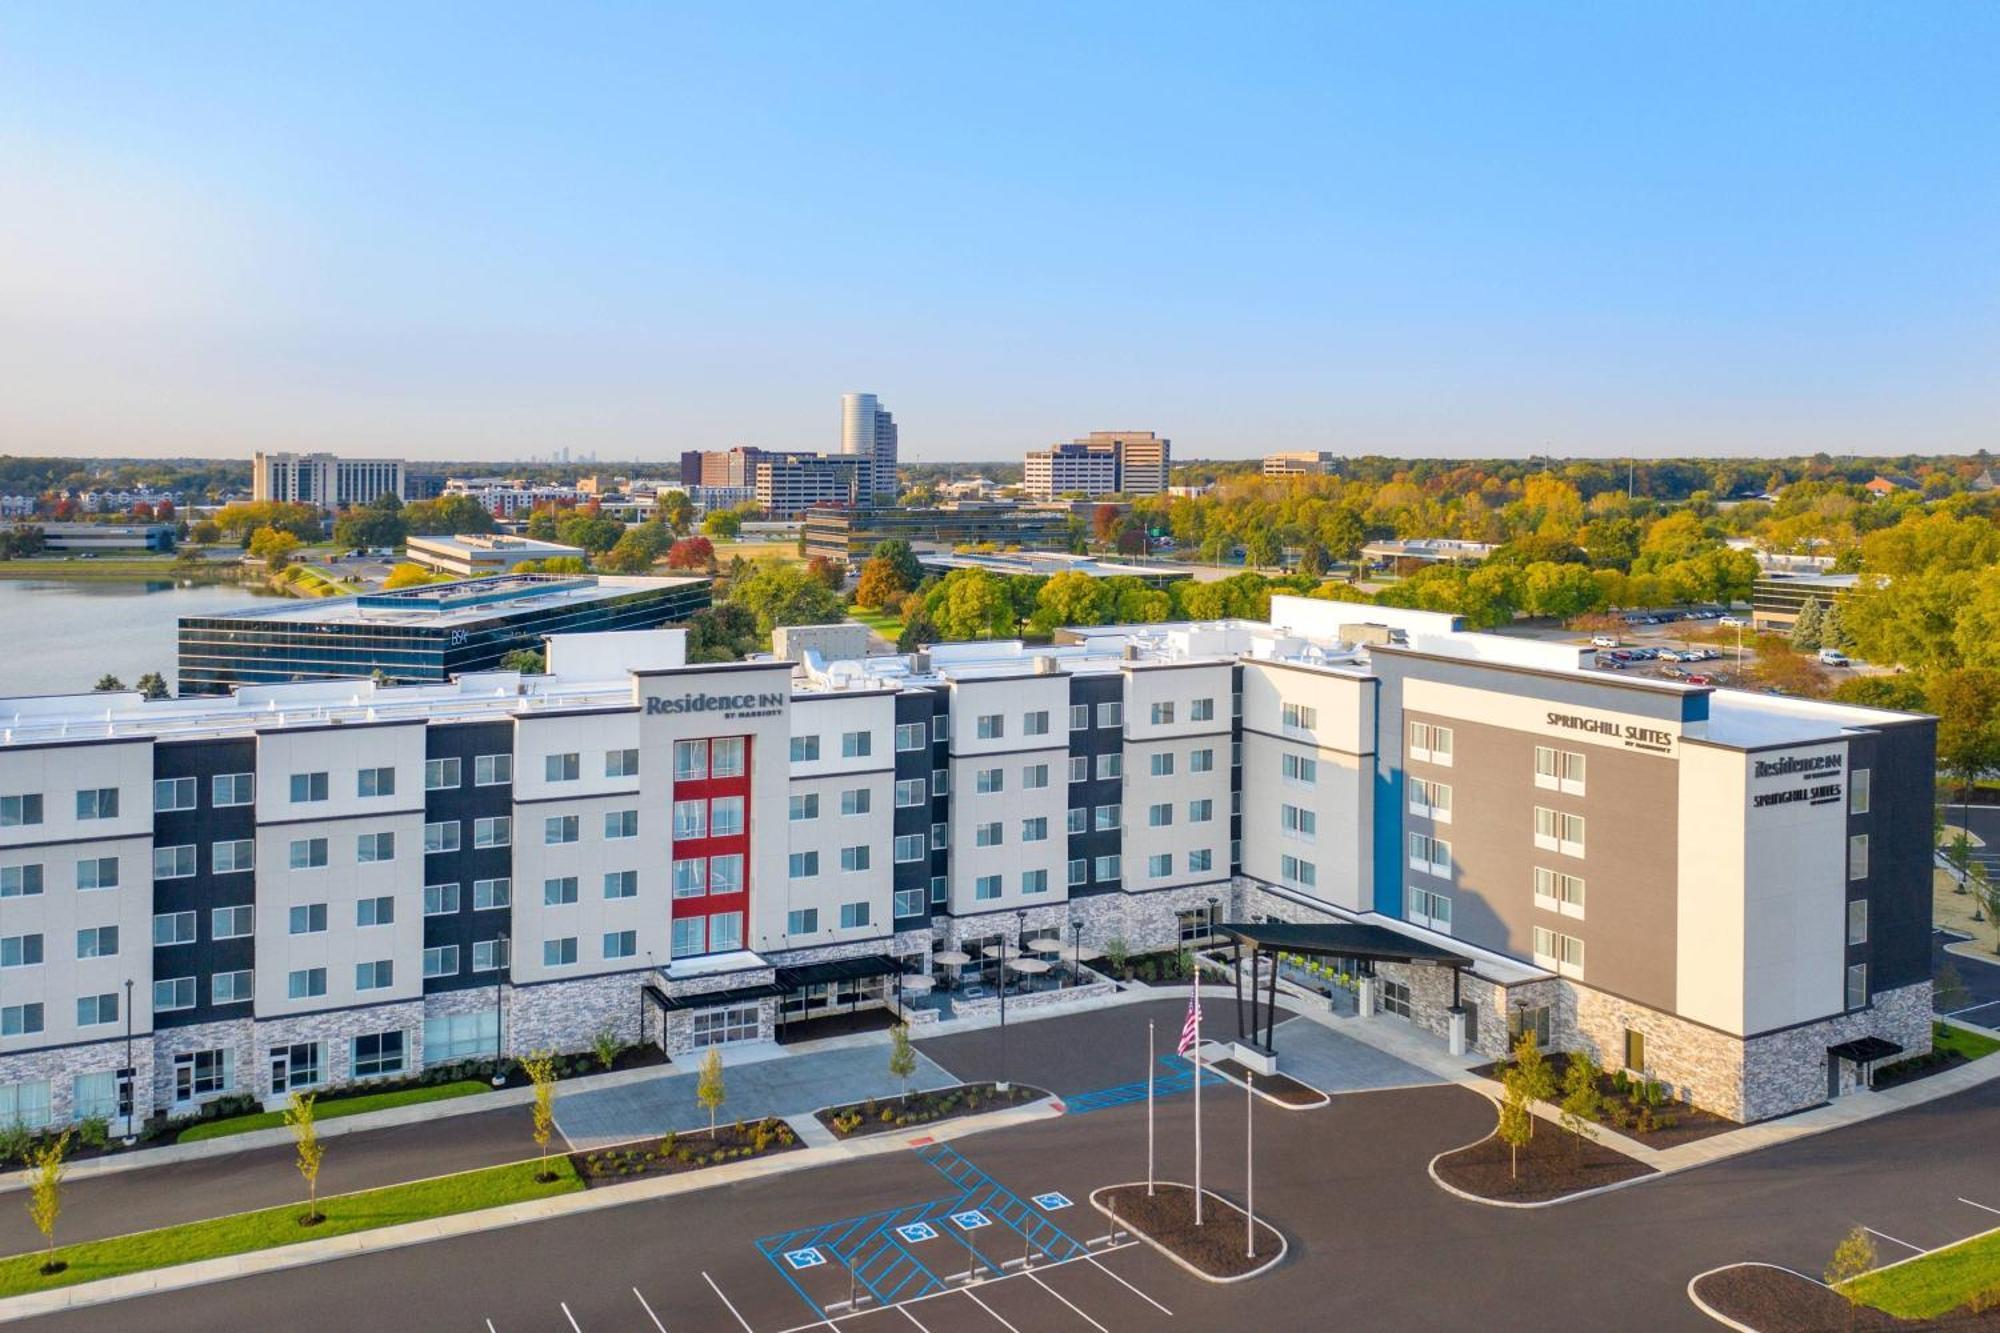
[
  {"x1": 286, "y1": 1092, "x2": 325, "y2": 1224},
  {"x1": 93, "y1": 674, "x2": 124, "y2": 692},
  {"x1": 888, "y1": 1023, "x2": 918, "y2": 1102},
  {"x1": 1936, "y1": 960, "x2": 1971, "y2": 1014},
  {"x1": 1824, "y1": 1224, "x2": 1877, "y2": 1318},
  {"x1": 27, "y1": 1130, "x2": 71, "y2": 1274},
  {"x1": 134, "y1": 672, "x2": 169, "y2": 701},
  {"x1": 1509, "y1": 1031, "x2": 1555, "y2": 1137},
  {"x1": 522, "y1": 1051, "x2": 559, "y2": 1182},
  {"x1": 1497, "y1": 1085, "x2": 1534, "y2": 1181},
  {"x1": 697, "y1": 1048, "x2": 726, "y2": 1131},
  {"x1": 1558, "y1": 1050, "x2": 1603, "y2": 1155}
]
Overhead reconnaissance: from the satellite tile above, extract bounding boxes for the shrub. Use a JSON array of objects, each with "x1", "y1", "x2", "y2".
[
  {"x1": 76, "y1": 1115, "x2": 110, "y2": 1150},
  {"x1": 592, "y1": 1029, "x2": 621, "y2": 1071}
]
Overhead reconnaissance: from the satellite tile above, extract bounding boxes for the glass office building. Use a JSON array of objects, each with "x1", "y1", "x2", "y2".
[{"x1": 178, "y1": 574, "x2": 711, "y2": 695}]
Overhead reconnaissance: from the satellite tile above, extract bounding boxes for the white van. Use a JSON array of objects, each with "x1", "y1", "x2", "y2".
[
  {"x1": 1818, "y1": 649, "x2": 1850, "y2": 667},
  {"x1": 1590, "y1": 634, "x2": 1619, "y2": 649}
]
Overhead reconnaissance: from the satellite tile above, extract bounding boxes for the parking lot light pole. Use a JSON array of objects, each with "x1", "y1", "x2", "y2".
[
  {"x1": 1245, "y1": 1070, "x2": 1256, "y2": 1258},
  {"x1": 122, "y1": 978, "x2": 135, "y2": 1146},
  {"x1": 492, "y1": 931, "x2": 509, "y2": 1086},
  {"x1": 1068, "y1": 917, "x2": 1082, "y2": 991}
]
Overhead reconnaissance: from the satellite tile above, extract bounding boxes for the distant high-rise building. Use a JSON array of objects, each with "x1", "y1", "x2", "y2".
[
  {"x1": 252, "y1": 452, "x2": 407, "y2": 508},
  {"x1": 1022, "y1": 431, "x2": 1170, "y2": 499},
  {"x1": 841, "y1": 393, "x2": 899, "y2": 498}
]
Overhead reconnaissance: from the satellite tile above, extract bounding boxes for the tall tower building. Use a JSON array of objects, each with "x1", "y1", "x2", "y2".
[{"x1": 841, "y1": 392, "x2": 899, "y2": 498}]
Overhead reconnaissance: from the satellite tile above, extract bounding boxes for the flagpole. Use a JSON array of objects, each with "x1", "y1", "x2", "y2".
[
  {"x1": 1193, "y1": 969, "x2": 1203, "y2": 1227},
  {"x1": 1146, "y1": 1021, "x2": 1155, "y2": 1197}
]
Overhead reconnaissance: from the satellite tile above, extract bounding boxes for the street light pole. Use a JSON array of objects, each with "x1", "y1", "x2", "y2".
[
  {"x1": 1245, "y1": 1070, "x2": 1256, "y2": 1259},
  {"x1": 122, "y1": 977, "x2": 135, "y2": 1146},
  {"x1": 1068, "y1": 917, "x2": 1082, "y2": 991},
  {"x1": 492, "y1": 931, "x2": 509, "y2": 1086}
]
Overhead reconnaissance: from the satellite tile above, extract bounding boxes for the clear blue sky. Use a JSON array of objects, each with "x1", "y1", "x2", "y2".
[{"x1": 2, "y1": 2, "x2": 1994, "y2": 462}]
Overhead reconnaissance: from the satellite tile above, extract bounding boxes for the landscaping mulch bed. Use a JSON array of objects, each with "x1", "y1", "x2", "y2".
[
  {"x1": 1692, "y1": 1264, "x2": 2000, "y2": 1331},
  {"x1": 1099, "y1": 1183, "x2": 1281, "y2": 1279},
  {"x1": 1472, "y1": 1051, "x2": 1739, "y2": 1149},
  {"x1": 817, "y1": 1083, "x2": 1042, "y2": 1139},
  {"x1": 570, "y1": 1117, "x2": 803, "y2": 1187},
  {"x1": 1433, "y1": 1122, "x2": 1654, "y2": 1203},
  {"x1": 1874, "y1": 1046, "x2": 1978, "y2": 1091},
  {"x1": 1210, "y1": 1061, "x2": 1326, "y2": 1107}
]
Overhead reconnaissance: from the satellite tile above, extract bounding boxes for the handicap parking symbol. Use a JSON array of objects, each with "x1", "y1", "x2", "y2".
[
  {"x1": 896, "y1": 1222, "x2": 939, "y2": 1243},
  {"x1": 1032, "y1": 1192, "x2": 1072, "y2": 1211},
  {"x1": 950, "y1": 1210, "x2": 992, "y2": 1231},
  {"x1": 785, "y1": 1248, "x2": 826, "y2": 1270}
]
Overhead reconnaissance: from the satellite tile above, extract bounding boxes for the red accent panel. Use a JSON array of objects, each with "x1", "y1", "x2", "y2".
[{"x1": 671, "y1": 736, "x2": 752, "y2": 942}]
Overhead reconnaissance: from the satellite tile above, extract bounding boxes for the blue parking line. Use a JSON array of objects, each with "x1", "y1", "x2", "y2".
[{"x1": 1065, "y1": 1052, "x2": 1226, "y2": 1115}]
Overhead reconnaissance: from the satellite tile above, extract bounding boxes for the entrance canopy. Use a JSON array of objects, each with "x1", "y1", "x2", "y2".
[
  {"x1": 1218, "y1": 921, "x2": 1473, "y2": 970},
  {"x1": 1828, "y1": 1036, "x2": 1902, "y2": 1064},
  {"x1": 645, "y1": 980, "x2": 787, "y2": 1013},
  {"x1": 775, "y1": 955, "x2": 906, "y2": 992}
]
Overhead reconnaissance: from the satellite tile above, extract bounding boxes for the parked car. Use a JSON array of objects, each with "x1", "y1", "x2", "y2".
[
  {"x1": 1717, "y1": 615, "x2": 1745, "y2": 628},
  {"x1": 1631, "y1": 648, "x2": 1661, "y2": 661},
  {"x1": 1657, "y1": 649, "x2": 1687, "y2": 662},
  {"x1": 1593, "y1": 654, "x2": 1627, "y2": 670},
  {"x1": 1818, "y1": 649, "x2": 1850, "y2": 667},
  {"x1": 1591, "y1": 634, "x2": 1620, "y2": 649},
  {"x1": 1687, "y1": 674, "x2": 1712, "y2": 686},
  {"x1": 1611, "y1": 650, "x2": 1635, "y2": 661},
  {"x1": 1660, "y1": 665, "x2": 1687, "y2": 679}
]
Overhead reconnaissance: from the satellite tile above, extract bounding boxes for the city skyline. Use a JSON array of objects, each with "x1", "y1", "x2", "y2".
[{"x1": 2, "y1": 3, "x2": 1995, "y2": 463}]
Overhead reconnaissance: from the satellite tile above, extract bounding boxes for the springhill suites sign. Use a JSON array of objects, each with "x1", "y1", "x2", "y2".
[
  {"x1": 646, "y1": 691, "x2": 785, "y2": 719},
  {"x1": 1544, "y1": 710, "x2": 1674, "y2": 755}
]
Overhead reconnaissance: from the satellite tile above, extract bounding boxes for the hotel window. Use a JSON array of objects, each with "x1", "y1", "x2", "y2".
[
  {"x1": 424, "y1": 946, "x2": 460, "y2": 979},
  {"x1": 1023, "y1": 869, "x2": 1049, "y2": 894},
  {"x1": 356, "y1": 895, "x2": 394, "y2": 927},
  {"x1": 174, "y1": 1050, "x2": 233, "y2": 1101},
  {"x1": 709, "y1": 912, "x2": 745, "y2": 953},
  {"x1": 1850, "y1": 768, "x2": 1870, "y2": 815},
  {"x1": 976, "y1": 822, "x2": 1003, "y2": 848},
  {"x1": 1408, "y1": 832, "x2": 1452, "y2": 879},
  {"x1": 671, "y1": 918, "x2": 704, "y2": 958},
  {"x1": 1189, "y1": 848, "x2": 1214, "y2": 873},
  {"x1": 285, "y1": 904, "x2": 325, "y2": 936},
  {"x1": 1147, "y1": 853, "x2": 1173, "y2": 879},
  {"x1": 358, "y1": 831, "x2": 396, "y2": 862},
  {"x1": 933, "y1": 768, "x2": 949, "y2": 796},
  {"x1": 1533, "y1": 867, "x2": 1586, "y2": 918},
  {"x1": 894, "y1": 833, "x2": 927, "y2": 863},
  {"x1": 1280, "y1": 854, "x2": 1317, "y2": 888},
  {"x1": 1407, "y1": 886, "x2": 1452, "y2": 933},
  {"x1": 475, "y1": 754, "x2": 512, "y2": 786},
  {"x1": 1847, "y1": 897, "x2": 1869, "y2": 945},
  {"x1": 711, "y1": 796, "x2": 744, "y2": 836},
  {"x1": 1623, "y1": 1028, "x2": 1645, "y2": 1072},
  {"x1": 674, "y1": 740, "x2": 709, "y2": 780},
  {"x1": 605, "y1": 748, "x2": 639, "y2": 778},
  {"x1": 1095, "y1": 804, "x2": 1121, "y2": 831},
  {"x1": 932, "y1": 822, "x2": 948, "y2": 849},
  {"x1": 1534, "y1": 807, "x2": 1585, "y2": 857},
  {"x1": 0, "y1": 934, "x2": 42, "y2": 967},
  {"x1": 212, "y1": 970, "x2": 253, "y2": 1006},
  {"x1": 474, "y1": 816, "x2": 511, "y2": 848},
  {"x1": 1096, "y1": 754, "x2": 1122, "y2": 780},
  {"x1": 1098, "y1": 701, "x2": 1123, "y2": 728},
  {"x1": 1069, "y1": 756, "x2": 1089, "y2": 783},
  {"x1": 76, "y1": 926, "x2": 120, "y2": 959},
  {"x1": 473, "y1": 877, "x2": 511, "y2": 909},
  {"x1": 1280, "y1": 804, "x2": 1315, "y2": 841},
  {"x1": 841, "y1": 730, "x2": 872, "y2": 759},
  {"x1": 603, "y1": 930, "x2": 638, "y2": 960},
  {"x1": 289, "y1": 772, "x2": 328, "y2": 804},
  {"x1": 0, "y1": 865, "x2": 40, "y2": 898},
  {"x1": 931, "y1": 875, "x2": 949, "y2": 904},
  {"x1": 605, "y1": 809, "x2": 639, "y2": 840},
  {"x1": 425, "y1": 758, "x2": 461, "y2": 791},
  {"x1": 1151, "y1": 702, "x2": 1176, "y2": 726},
  {"x1": 544, "y1": 753, "x2": 579, "y2": 783},
  {"x1": 76, "y1": 993, "x2": 118, "y2": 1028},
  {"x1": 423, "y1": 883, "x2": 460, "y2": 916},
  {"x1": 1281, "y1": 753, "x2": 1317, "y2": 787},
  {"x1": 710, "y1": 854, "x2": 744, "y2": 893},
  {"x1": 0, "y1": 794, "x2": 42, "y2": 827},
  {"x1": 975, "y1": 714, "x2": 1004, "y2": 740},
  {"x1": 1067, "y1": 807, "x2": 1087, "y2": 833},
  {"x1": 543, "y1": 939, "x2": 578, "y2": 969},
  {"x1": 0, "y1": 1006, "x2": 45, "y2": 1038},
  {"x1": 1095, "y1": 854, "x2": 1122, "y2": 882},
  {"x1": 153, "y1": 844, "x2": 196, "y2": 880},
  {"x1": 213, "y1": 904, "x2": 254, "y2": 938},
  {"x1": 839, "y1": 901, "x2": 871, "y2": 929},
  {"x1": 154, "y1": 977, "x2": 196, "y2": 1012},
  {"x1": 288, "y1": 839, "x2": 327, "y2": 871},
  {"x1": 1190, "y1": 798, "x2": 1214, "y2": 823},
  {"x1": 895, "y1": 722, "x2": 927, "y2": 752},
  {"x1": 896, "y1": 779, "x2": 927, "y2": 807},
  {"x1": 544, "y1": 816, "x2": 579, "y2": 846},
  {"x1": 154, "y1": 777, "x2": 197, "y2": 812},
  {"x1": 424, "y1": 821, "x2": 460, "y2": 854},
  {"x1": 791, "y1": 735, "x2": 820, "y2": 763},
  {"x1": 1409, "y1": 722, "x2": 1453, "y2": 765},
  {"x1": 1846, "y1": 963, "x2": 1868, "y2": 1010},
  {"x1": 1070, "y1": 704, "x2": 1090, "y2": 731},
  {"x1": 1409, "y1": 778, "x2": 1452, "y2": 823},
  {"x1": 1191, "y1": 698, "x2": 1215, "y2": 722},
  {"x1": 1148, "y1": 803, "x2": 1173, "y2": 828},
  {"x1": 1190, "y1": 749, "x2": 1214, "y2": 773},
  {"x1": 788, "y1": 908, "x2": 819, "y2": 935},
  {"x1": 1532, "y1": 927, "x2": 1585, "y2": 979},
  {"x1": 932, "y1": 714, "x2": 949, "y2": 742},
  {"x1": 674, "y1": 799, "x2": 708, "y2": 839},
  {"x1": 840, "y1": 845, "x2": 871, "y2": 872},
  {"x1": 1025, "y1": 710, "x2": 1050, "y2": 736},
  {"x1": 604, "y1": 870, "x2": 638, "y2": 899},
  {"x1": 712, "y1": 737, "x2": 745, "y2": 777},
  {"x1": 1534, "y1": 747, "x2": 1586, "y2": 795},
  {"x1": 1848, "y1": 834, "x2": 1869, "y2": 880},
  {"x1": 357, "y1": 766, "x2": 396, "y2": 798},
  {"x1": 1150, "y1": 753, "x2": 1174, "y2": 777},
  {"x1": 351, "y1": 1031, "x2": 405, "y2": 1079},
  {"x1": 1023, "y1": 763, "x2": 1050, "y2": 790},
  {"x1": 75, "y1": 855, "x2": 120, "y2": 890},
  {"x1": 543, "y1": 876, "x2": 579, "y2": 906},
  {"x1": 975, "y1": 875, "x2": 1002, "y2": 901},
  {"x1": 789, "y1": 793, "x2": 819, "y2": 822},
  {"x1": 1282, "y1": 702, "x2": 1317, "y2": 731},
  {"x1": 213, "y1": 773, "x2": 255, "y2": 806},
  {"x1": 1068, "y1": 859, "x2": 1088, "y2": 887},
  {"x1": 473, "y1": 938, "x2": 509, "y2": 971}
]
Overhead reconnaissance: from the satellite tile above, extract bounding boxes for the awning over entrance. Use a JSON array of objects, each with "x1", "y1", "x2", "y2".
[
  {"x1": 1216, "y1": 921, "x2": 1474, "y2": 970},
  {"x1": 1828, "y1": 1036, "x2": 1903, "y2": 1064},
  {"x1": 646, "y1": 981, "x2": 788, "y2": 1012},
  {"x1": 774, "y1": 954, "x2": 906, "y2": 992}
]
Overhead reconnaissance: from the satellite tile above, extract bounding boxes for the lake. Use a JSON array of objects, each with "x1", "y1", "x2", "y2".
[{"x1": 0, "y1": 579, "x2": 281, "y2": 697}]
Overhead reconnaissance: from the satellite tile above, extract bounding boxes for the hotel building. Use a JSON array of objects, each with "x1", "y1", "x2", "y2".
[
  {"x1": 0, "y1": 598, "x2": 1928, "y2": 1132},
  {"x1": 252, "y1": 453, "x2": 407, "y2": 509}
]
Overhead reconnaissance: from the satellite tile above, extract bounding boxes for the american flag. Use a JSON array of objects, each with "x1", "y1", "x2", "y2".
[{"x1": 1177, "y1": 976, "x2": 1202, "y2": 1056}]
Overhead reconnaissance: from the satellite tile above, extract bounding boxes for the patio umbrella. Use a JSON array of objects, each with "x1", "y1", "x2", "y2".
[
  {"x1": 976, "y1": 941, "x2": 1026, "y2": 958},
  {"x1": 1010, "y1": 957, "x2": 1053, "y2": 974},
  {"x1": 1028, "y1": 937, "x2": 1066, "y2": 954},
  {"x1": 931, "y1": 950, "x2": 972, "y2": 966},
  {"x1": 1057, "y1": 943, "x2": 1104, "y2": 962},
  {"x1": 900, "y1": 974, "x2": 936, "y2": 992}
]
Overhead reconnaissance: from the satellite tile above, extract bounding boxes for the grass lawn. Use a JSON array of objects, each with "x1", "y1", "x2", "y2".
[
  {"x1": 1933, "y1": 1022, "x2": 2000, "y2": 1063},
  {"x1": 176, "y1": 1080, "x2": 491, "y2": 1143},
  {"x1": 0, "y1": 1156, "x2": 580, "y2": 1298},
  {"x1": 846, "y1": 607, "x2": 903, "y2": 638},
  {"x1": 712, "y1": 539, "x2": 800, "y2": 562},
  {"x1": 1844, "y1": 1227, "x2": 2000, "y2": 1319}
]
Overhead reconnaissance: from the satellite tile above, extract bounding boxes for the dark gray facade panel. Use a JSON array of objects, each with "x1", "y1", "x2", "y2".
[
  {"x1": 151, "y1": 738, "x2": 257, "y2": 1030},
  {"x1": 421, "y1": 721, "x2": 515, "y2": 994}
]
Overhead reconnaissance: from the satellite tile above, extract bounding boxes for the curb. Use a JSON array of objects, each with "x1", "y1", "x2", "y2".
[
  {"x1": 804, "y1": 1083, "x2": 1050, "y2": 1145},
  {"x1": 1086, "y1": 1181, "x2": 1285, "y2": 1285},
  {"x1": 1684, "y1": 1261, "x2": 1832, "y2": 1332},
  {"x1": 0, "y1": 1096, "x2": 1062, "y2": 1322},
  {"x1": 1196, "y1": 1057, "x2": 1331, "y2": 1112},
  {"x1": 1424, "y1": 1089, "x2": 1661, "y2": 1211}
]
